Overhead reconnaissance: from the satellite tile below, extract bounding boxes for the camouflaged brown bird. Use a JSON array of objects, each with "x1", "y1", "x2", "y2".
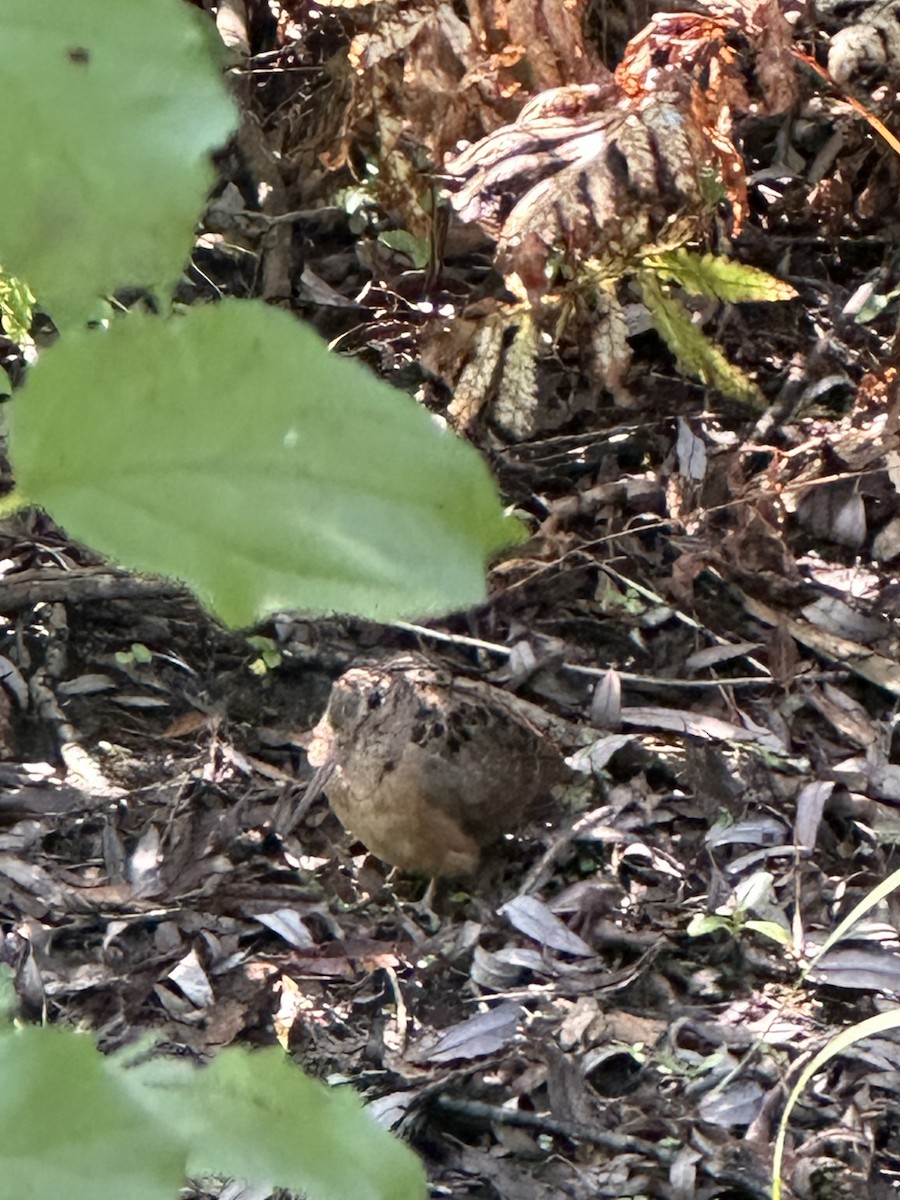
[{"x1": 307, "y1": 655, "x2": 571, "y2": 877}]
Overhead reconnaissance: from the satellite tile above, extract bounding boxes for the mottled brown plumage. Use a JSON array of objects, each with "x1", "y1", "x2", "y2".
[{"x1": 307, "y1": 655, "x2": 569, "y2": 876}]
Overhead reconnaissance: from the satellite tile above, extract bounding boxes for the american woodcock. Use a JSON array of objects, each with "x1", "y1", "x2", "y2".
[{"x1": 307, "y1": 655, "x2": 570, "y2": 876}]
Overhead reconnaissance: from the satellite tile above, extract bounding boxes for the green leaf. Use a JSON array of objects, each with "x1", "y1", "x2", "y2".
[
  {"x1": 0, "y1": 1026, "x2": 426, "y2": 1200},
  {"x1": 0, "y1": 271, "x2": 35, "y2": 344},
  {"x1": 128, "y1": 1046, "x2": 427, "y2": 1200},
  {"x1": 246, "y1": 635, "x2": 282, "y2": 671},
  {"x1": 115, "y1": 643, "x2": 153, "y2": 666},
  {"x1": 743, "y1": 919, "x2": 791, "y2": 946},
  {"x1": 9, "y1": 301, "x2": 520, "y2": 626},
  {"x1": 851, "y1": 284, "x2": 900, "y2": 324},
  {"x1": 378, "y1": 230, "x2": 430, "y2": 269},
  {"x1": 639, "y1": 273, "x2": 764, "y2": 408},
  {"x1": 0, "y1": 1026, "x2": 186, "y2": 1200},
  {"x1": 686, "y1": 914, "x2": 731, "y2": 938},
  {"x1": 732, "y1": 869, "x2": 775, "y2": 914},
  {"x1": 643, "y1": 249, "x2": 797, "y2": 303},
  {"x1": 0, "y1": 0, "x2": 237, "y2": 325}
]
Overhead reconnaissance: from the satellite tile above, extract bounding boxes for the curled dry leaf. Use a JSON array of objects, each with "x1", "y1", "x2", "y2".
[
  {"x1": 492, "y1": 310, "x2": 541, "y2": 439},
  {"x1": 434, "y1": 8, "x2": 799, "y2": 428},
  {"x1": 341, "y1": 0, "x2": 602, "y2": 240},
  {"x1": 444, "y1": 309, "x2": 508, "y2": 428},
  {"x1": 444, "y1": 13, "x2": 756, "y2": 300}
]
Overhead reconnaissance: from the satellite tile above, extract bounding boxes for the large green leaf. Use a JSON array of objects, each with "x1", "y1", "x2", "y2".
[
  {"x1": 0, "y1": 1024, "x2": 426, "y2": 1200},
  {"x1": 9, "y1": 301, "x2": 519, "y2": 625},
  {"x1": 128, "y1": 1045, "x2": 426, "y2": 1200},
  {"x1": 0, "y1": 0, "x2": 236, "y2": 325},
  {"x1": 0, "y1": 1026, "x2": 186, "y2": 1200}
]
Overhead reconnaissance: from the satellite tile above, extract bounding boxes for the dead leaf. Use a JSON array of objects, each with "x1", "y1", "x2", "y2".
[
  {"x1": 809, "y1": 946, "x2": 900, "y2": 993},
  {"x1": 683, "y1": 642, "x2": 762, "y2": 673},
  {"x1": 796, "y1": 479, "x2": 867, "y2": 548},
  {"x1": 794, "y1": 780, "x2": 835, "y2": 851},
  {"x1": 499, "y1": 894, "x2": 595, "y2": 957},
  {"x1": 742, "y1": 592, "x2": 900, "y2": 699},
  {"x1": 410, "y1": 1002, "x2": 522, "y2": 1063},
  {"x1": 676, "y1": 417, "x2": 708, "y2": 483},
  {"x1": 216, "y1": 0, "x2": 250, "y2": 56},
  {"x1": 589, "y1": 669, "x2": 622, "y2": 730},
  {"x1": 167, "y1": 948, "x2": 215, "y2": 1008},
  {"x1": 698, "y1": 1079, "x2": 765, "y2": 1127}
]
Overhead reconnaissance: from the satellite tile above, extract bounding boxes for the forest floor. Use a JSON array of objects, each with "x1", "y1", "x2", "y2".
[{"x1": 4, "y1": 1, "x2": 900, "y2": 1197}]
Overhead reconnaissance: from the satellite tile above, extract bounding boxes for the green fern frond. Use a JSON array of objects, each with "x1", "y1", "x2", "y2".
[
  {"x1": 642, "y1": 248, "x2": 797, "y2": 304},
  {"x1": 639, "y1": 272, "x2": 764, "y2": 408}
]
